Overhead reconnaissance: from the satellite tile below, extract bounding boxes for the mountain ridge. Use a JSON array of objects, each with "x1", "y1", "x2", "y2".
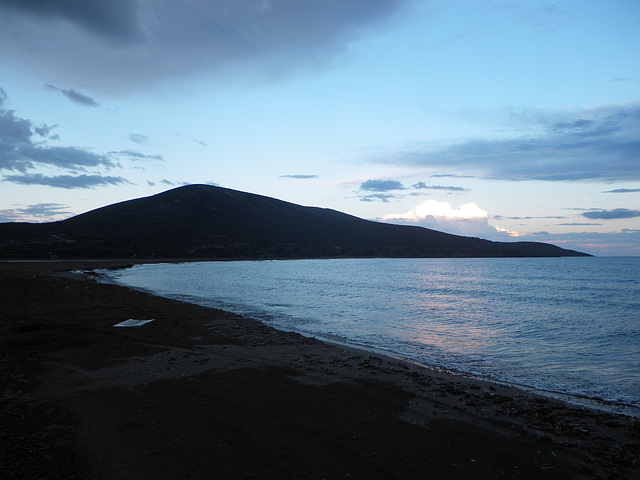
[{"x1": 0, "y1": 184, "x2": 590, "y2": 259}]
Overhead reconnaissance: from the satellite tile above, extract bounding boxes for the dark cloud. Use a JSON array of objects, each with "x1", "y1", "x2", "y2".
[
  {"x1": 110, "y1": 149, "x2": 163, "y2": 161},
  {"x1": 0, "y1": 0, "x2": 413, "y2": 93},
  {"x1": 360, "y1": 193, "x2": 396, "y2": 203},
  {"x1": 358, "y1": 178, "x2": 468, "y2": 202},
  {"x1": 0, "y1": 89, "x2": 151, "y2": 189},
  {"x1": 33, "y1": 123, "x2": 58, "y2": 137},
  {"x1": 45, "y1": 84, "x2": 100, "y2": 107},
  {"x1": 3, "y1": 173, "x2": 130, "y2": 189},
  {"x1": 279, "y1": 174, "x2": 318, "y2": 179},
  {"x1": 18, "y1": 203, "x2": 70, "y2": 216},
  {"x1": 129, "y1": 133, "x2": 149, "y2": 145},
  {"x1": 413, "y1": 181, "x2": 467, "y2": 191},
  {"x1": 62, "y1": 89, "x2": 99, "y2": 107},
  {"x1": 0, "y1": 109, "x2": 32, "y2": 147},
  {"x1": 375, "y1": 104, "x2": 640, "y2": 182},
  {"x1": 155, "y1": 179, "x2": 192, "y2": 188},
  {"x1": 431, "y1": 174, "x2": 477, "y2": 179},
  {"x1": 558, "y1": 222, "x2": 601, "y2": 226},
  {"x1": 603, "y1": 188, "x2": 640, "y2": 193},
  {"x1": 0, "y1": 0, "x2": 143, "y2": 43},
  {"x1": 493, "y1": 215, "x2": 566, "y2": 220},
  {"x1": 582, "y1": 209, "x2": 640, "y2": 220},
  {"x1": 1, "y1": 97, "x2": 114, "y2": 172},
  {"x1": 549, "y1": 106, "x2": 638, "y2": 138},
  {"x1": 13, "y1": 145, "x2": 114, "y2": 171},
  {"x1": 359, "y1": 179, "x2": 405, "y2": 192}
]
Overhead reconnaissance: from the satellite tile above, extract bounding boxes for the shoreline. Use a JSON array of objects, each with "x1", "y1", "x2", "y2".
[
  {"x1": 2, "y1": 259, "x2": 639, "y2": 479},
  {"x1": 93, "y1": 259, "x2": 640, "y2": 418},
  {"x1": 264, "y1": 325, "x2": 640, "y2": 419}
]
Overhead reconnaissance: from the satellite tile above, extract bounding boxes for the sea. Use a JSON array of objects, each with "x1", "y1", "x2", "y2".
[{"x1": 103, "y1": 256, "x2": 640, "y2": 411}]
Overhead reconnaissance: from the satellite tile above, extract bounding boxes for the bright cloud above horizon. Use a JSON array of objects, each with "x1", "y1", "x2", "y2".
[
  {"x1": 381, "y1": 199, "x2": 519, "y2": 240},
  {"x1": 0, "y1": 0, "x2": 639, "y2": 255}
]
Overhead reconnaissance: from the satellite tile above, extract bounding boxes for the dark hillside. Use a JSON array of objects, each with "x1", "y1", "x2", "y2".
[{"x1": 0, "y1": 184, "x2": 590, "y2": 259}]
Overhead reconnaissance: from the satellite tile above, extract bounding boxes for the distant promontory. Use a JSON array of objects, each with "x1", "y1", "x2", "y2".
[{"x1": 0, "y1": 184, "x2": 590, "y2": 259}]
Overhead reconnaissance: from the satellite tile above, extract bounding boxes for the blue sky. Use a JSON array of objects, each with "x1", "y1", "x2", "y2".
[{"x1": 1, "y1": 0, "x2": 639, "y2": 255}]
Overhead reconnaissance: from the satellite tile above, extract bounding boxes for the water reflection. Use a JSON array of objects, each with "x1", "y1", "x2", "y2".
[{"x1": 109, "y1": 257, "x2": 640, "y2": 406}]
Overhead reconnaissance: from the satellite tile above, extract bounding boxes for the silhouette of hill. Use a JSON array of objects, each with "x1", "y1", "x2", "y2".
[{"x1": 0, "y1": 184, "x2": 590, "y2": 259}]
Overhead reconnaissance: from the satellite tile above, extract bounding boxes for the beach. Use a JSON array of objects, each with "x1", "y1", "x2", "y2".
[{"x1": 1, "y1": 261, "x2": 639, "y2": 479}]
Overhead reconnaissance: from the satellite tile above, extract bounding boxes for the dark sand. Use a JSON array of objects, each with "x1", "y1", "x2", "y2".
[{"x1": 1, "y1": 260, "x2": 639, "y2": 479}]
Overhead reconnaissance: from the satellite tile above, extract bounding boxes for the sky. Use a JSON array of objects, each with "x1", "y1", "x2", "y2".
[{"x1": 0, "y1": 0, "x2": 639, "y2": 256}]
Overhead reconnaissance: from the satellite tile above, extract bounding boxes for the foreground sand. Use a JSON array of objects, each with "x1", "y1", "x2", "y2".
[{"x1": 1, "y1": 260, "x2": 638, "y2": 479}]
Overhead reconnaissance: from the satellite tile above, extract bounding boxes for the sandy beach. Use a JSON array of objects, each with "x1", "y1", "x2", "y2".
[{"x1": 1, "y1": 260, "x2": 639, "y2": 479}]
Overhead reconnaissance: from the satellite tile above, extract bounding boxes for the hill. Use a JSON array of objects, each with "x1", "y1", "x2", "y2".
[{"x1": 0, "y1": 184, "x2": 589, "y2": 259}]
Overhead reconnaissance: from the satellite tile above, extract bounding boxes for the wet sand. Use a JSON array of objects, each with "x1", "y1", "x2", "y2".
[{"x1": 1, "y1": 260, "x2": 639, "y2": 479}]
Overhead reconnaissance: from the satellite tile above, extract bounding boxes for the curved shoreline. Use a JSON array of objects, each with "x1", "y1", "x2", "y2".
[
  {"x1": 2, "y1": 259, "x2": 639, "y2": 479},
  {"x1": 97, "y1": 259, "x2": 640, "y2": 417}
]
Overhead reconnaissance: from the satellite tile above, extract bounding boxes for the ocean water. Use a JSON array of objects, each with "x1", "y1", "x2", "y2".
[{"x1": 104, "y1": 257, "x2": 640, "y2": 409}]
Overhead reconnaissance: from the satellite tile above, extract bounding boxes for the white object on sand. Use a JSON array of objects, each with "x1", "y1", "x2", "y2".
[{"x1": 113, "y1": 319, "x2": 155, "y2": 327}]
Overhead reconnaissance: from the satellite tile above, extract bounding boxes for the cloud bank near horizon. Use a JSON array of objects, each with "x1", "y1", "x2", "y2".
[
  {"x1": 0, "y1": 202, "x2": 72, "y2": 223},
  {"x1": 373, "y1": 103, "x2": 640, "y2": 183},
  {"x1": 582, "y1": 208, "x2": 640, "y2": 220},
  {"x1": 380, "y1": 199, "x2": 519, "y2": 240}
]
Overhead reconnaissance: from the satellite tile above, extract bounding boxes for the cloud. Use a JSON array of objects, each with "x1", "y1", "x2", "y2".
[
  {"x1": 0, "y1": 0, "x2": 413, "y2": 93},
  {"x1": 493, "y1": 215, "x2": 566, "y2": 220},
  {"x1": 45, "y1": 83, "x2": 100, "y2": 107},
  {"x1": 158, "y1": 179, "x2": 193, "y2": 187},
  {"x1": 603, "y1": 188, "x2": 640, "y2": 193},
  {"x1": 431, "y1": 174, "x2": 476, "y2": 179},
  {"x1": 0, "y1": 88, "x2": 151, "y2": 188},
  {"x1": 279, "y1": 174, "x2": 319, "y2": 179},
  {"x1": 359, "y1": 179, "x2": 405, "y2": 192},
  {"x1": 129, "y1": 133, "x2": 149, "y2": 145},
  {"x1": 0, "y1": 109, "x2": 33, "y2": 147},
  {"x1": 59, "y1": 89, "x2": 99, "y2": 107},
  {"x1": 357, "y1": 178, "x2": 468, "y2": 202},
  {"x1": 360, "y1": 193, "x2": 397, "y2": 203},
  {"x1": 380, "y1": 199, "x2": 518, "y2": 239},
  {"x1": 3, "y1": 173, "x2": 130, "y2": 189},
  {"x1": 374, "y1": 103, "x2": 640, "y2": 182},
  {"x1": 1, "y1": 97, "x2": 114, "y2": 172},
  {"x1": 558, "y1": 223, "x2": 601, "y2": 226},
  {"x1": 524, "y1": 229, "x2": 640, "y2": 256},
  {"x1": 0, "y1": 0, "x2": 144, "y2": 42},
  {"x1": 110, "y1": 149, "x2": 163, "y2": 161},
  {"x1": 582, "y1": 208, "x2": 640, "y2": 220},
  {"x1": 384, "y1": 199, "x2": 488, "y2": 221},
  {"x1": 0, "y1": 202, "x2": 72, "y2": 222},
  {"x1": 413, "y1": 181, "x2": 467, "y2": 191},
  {"x1": 33, "y1": 123, "x2": 58, "y2": 138},
  {"x1": 10, "y1": 145, "x2": 114, "y2": 172}
]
